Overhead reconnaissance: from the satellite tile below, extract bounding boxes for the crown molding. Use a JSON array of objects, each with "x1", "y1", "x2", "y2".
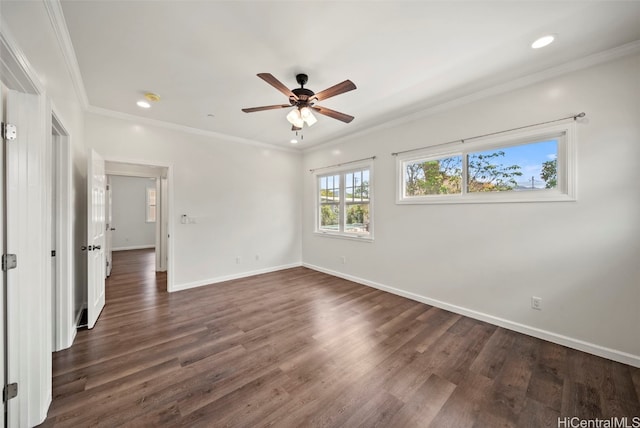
[
  {"x1": 86, "y1": 106, "x2": 301, "y2": 154},
  {"x1": 305, "y1": 39, "x2": 640, "y2": 153},
  {"x1": 43, "y1": 0, "x2": 89, "y2": 108}
]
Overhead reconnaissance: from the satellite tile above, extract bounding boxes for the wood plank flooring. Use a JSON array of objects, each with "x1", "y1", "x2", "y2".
[{"x1": 40, "y1": 249, "x2": 640, "y2": 427}]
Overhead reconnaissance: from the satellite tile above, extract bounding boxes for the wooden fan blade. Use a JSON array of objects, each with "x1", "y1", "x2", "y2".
[
  {"x1": 313, "y1": 80, "x2": 356, "y2": 102},
  {"x1": 242, "y1": 104, "x2": 291, "y2": 113},
  {"x1": 312, "y1": 106, "x2": 354, "y2": 123},
  {"x1": 257, "y1": 73, "x2": 297, "y2": 100}
]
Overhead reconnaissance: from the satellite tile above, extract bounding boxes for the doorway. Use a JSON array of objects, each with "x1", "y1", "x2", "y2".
[
  {"x1": 84, "y1": 156, "x2": 172, "y2": 331},
  {"x1": 104, "y1": 161, "x2": 170, "y2": 286}
]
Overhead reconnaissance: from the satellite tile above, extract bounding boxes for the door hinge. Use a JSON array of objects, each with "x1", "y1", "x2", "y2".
[
  {"x1": 2, "y1": 254, "x2": 17, "y2": 271},
  {"x1": 3, "y1": 383, "x2": 17, "y2": 402},
  {"x1": 2, "y1": 122, "x2": 17, "y2": 141},
  {"x1": 51, "y1": 250, "x2": 56, "y2": 257}
]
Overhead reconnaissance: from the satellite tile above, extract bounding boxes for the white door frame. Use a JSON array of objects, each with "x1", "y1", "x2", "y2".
[
  {"x1": 50, "y1": 110, "x2": 74, "y2": 351},
  {"x1": 103, "y1": 158, "x2": 174, "y2": 291}
]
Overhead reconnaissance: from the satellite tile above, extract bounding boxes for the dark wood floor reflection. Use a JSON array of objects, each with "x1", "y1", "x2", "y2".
[{"x1": 41, "y1": 249, "x2": 640, "y2": 427}]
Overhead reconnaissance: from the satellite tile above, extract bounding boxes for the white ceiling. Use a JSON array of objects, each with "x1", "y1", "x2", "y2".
[{"x1": 60, "y1": 1, "x2": 640, "y2": 150}]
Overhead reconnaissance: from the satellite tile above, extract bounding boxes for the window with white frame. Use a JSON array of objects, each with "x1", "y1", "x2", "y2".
[
  {"x1": 397, "y1": 122, "x2": 576, "y2": 204},
  {"x1": 146, "y1": 186, "x2": 157, "y2": 222},
  {"x1": 317, "y1": 165, "x2": 372, "y2": 239}
]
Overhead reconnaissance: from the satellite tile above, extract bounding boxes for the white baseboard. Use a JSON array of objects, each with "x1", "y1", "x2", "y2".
[
  {"x1": 112, "y1": 245, "x2": 155, "y2": 251},
  {"x1": 303, "y1": 263, "x2": 640, "y2": 368},
  {"x1": 171, "y1": 262, "x2": 303, "y2": 293}
]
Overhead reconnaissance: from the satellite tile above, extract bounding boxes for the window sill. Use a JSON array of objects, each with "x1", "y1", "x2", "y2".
[
  {"x1": 396, "y1": 190, "x2": 576, "y2": 205},
  {"x1": 314, "y1": 231, "x2": 374, "y2": 242}
]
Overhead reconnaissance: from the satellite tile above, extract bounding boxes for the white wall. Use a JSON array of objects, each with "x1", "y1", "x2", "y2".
[
  {"x1": 110, "y1": 175, "x2": 156, "y2": 250},
  {"x1": 302, "y1": 53, "x2": 640, "y2": 366},
  {"x1": 85, "y1": 113, "x2": 303, "y2": 290}
]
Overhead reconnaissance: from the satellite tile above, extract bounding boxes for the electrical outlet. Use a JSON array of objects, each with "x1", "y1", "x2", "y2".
[
  {"x1": 531, "y1": 296, "x2": 542, "y2": 310},
  {"x1": 236, "y1": 256, "x2": 241, "y2": 264},
  {"x1": 340, "y1": 256, "x2": 346, "y2": 264}
]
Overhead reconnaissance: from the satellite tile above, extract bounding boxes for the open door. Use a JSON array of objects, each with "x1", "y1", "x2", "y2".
[
  {"x1": 4, "y1": 88, "x2": 51, "y2": 425},
  {"x1": 87, "y1": 149, "x2": 106, "y2": 329}
]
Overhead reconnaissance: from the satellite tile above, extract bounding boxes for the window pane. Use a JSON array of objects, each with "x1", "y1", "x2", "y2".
[
  {"x1": 404, "y1": 156, "x2": 462, "y2": 196},
  {"x1": 148, "y1": 188, "x2": 156, "y2": 205},
  {"x1": 345, "y1": 169, "x2": 369, "y2": 203},
  {"x1": 467, "y1": 139, "x2": 557, "y2": 192},
  {"x1": 320, "y1": 174, "x2": 340, "y2": 202},
  {"x1": 345, "y1": 203, "x2": 370, "y2": 234},
  {"x1": 148, "y1": 206, "x2": 156, "y2": 222},
  {"x1": 319, "y1": 204, "x2": 340, "y2": 231}
]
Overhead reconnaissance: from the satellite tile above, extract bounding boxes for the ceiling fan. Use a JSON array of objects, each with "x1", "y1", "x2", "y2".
[{"x1": 242, "y1": 73, "x2": 356, "y2": 130}]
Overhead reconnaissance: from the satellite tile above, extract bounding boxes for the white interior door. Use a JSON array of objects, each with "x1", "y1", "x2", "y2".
[
  {"x1": 87, "y1": 149, "x2": 106, "y2": 329},
  {"x1": 105, "y1": 176, "x2": 113, "y2": 277},
  {"x1": 5, "y1": 88, "x2": 51, "y2": 426},
  {"x1": 1, "y1": 82, "x2": 6, "y2": 428}
]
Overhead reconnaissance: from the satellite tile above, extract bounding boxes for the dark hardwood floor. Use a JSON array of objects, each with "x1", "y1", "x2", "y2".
[{"x1": 41, "y1": 249, "x2": 640, "y2": 427}]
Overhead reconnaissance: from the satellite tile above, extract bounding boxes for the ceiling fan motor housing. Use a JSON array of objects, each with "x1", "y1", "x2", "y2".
[{"x1": 291, "y1": 87, "x2": 315, "y2": 106}]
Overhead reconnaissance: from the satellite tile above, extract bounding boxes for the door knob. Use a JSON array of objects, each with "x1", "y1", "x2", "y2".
[{"x1": 110, "y1": 227, "x2": 116, "y2": 231}]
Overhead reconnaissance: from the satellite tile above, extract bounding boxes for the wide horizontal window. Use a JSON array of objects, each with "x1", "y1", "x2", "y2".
[
  {"x1": 317, "y1": 164, "x2": 373, "y2": 239},
  {"x1": 397, "y1": 122, "x2": 575, "y2": 204}
]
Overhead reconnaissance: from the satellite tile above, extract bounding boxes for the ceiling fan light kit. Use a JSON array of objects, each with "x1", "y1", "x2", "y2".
[{"x1": 242, "y1": 73, "x2": 356, "y2": 137}]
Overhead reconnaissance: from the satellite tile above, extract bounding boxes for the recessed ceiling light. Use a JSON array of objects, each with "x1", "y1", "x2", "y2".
[
  {"x1": 144, "y1": 92, "x2": 161, "y2": 102},
  {"x1": 290, "y1": 139, "x2": 298, "y2": 144},
  {"x1": 136, "y1": 100, "x2": 151, "y2": 108},
  {"x1": 531, "y1": 34, "x2": 556, "y2": 49}
]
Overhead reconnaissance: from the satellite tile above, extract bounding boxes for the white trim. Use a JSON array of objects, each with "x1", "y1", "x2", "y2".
[
  {"x1": 112, "y1": 245, "x2": 155, "y2": 252},
  {"x1": 87, "y1": 106, "x2": 300, "y2": 154},
  {"x1": 304, "y1": 40, "x2": 640, "y2": 153},
  {"x1": 0, "y1": 19, "x2": 44, "y2": 94},
  {"x1": 312, "y1": 231, "x2": 374, "y2": 243},
  {"x1": 50, "y1": 104, "x2": 75, "y2": 351},
  {"x1": 171, "y1": 262, "x2": 303, "y2": 293},
  {"x1": 302, "y1": 263, "x2": 640, "y2": 368},
  {"x1": 42, "y1": 0, "x2": 89, "y2": 109}
]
